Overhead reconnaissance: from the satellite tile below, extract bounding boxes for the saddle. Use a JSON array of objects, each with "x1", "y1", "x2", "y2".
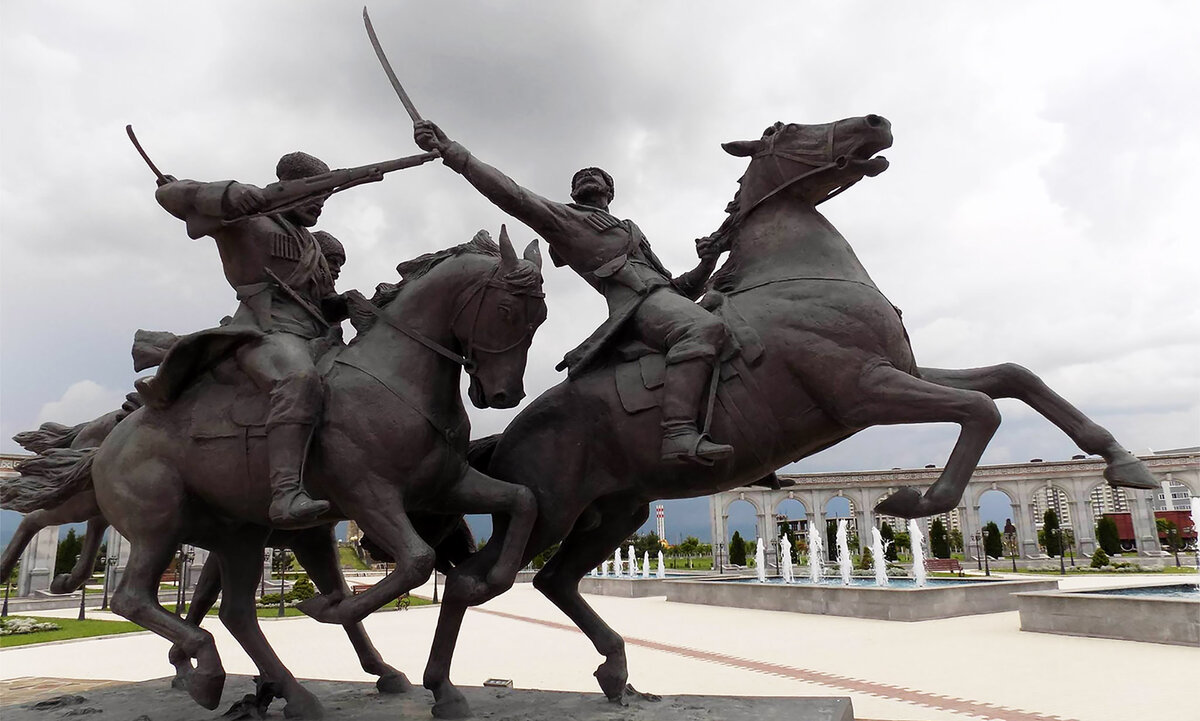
[
  {"x1": 131, "y1": 325, "x2": 342, "y2": 440},
  {"x1": 609, "y1": 292, "x2": 788, "y2": 487}
]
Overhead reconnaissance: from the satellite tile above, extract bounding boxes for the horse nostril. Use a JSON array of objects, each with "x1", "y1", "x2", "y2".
[
  {"x1": 492, "y1": 391, "x2": 508, "y2": 405},
  {"x1": 866, "y1": 114, "x2": 882, "y2": 127}
]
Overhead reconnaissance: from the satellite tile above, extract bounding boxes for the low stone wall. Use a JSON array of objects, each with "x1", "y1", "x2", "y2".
[
  {"x1": 1015, "y1": 585, "x2": 1200, "y2": 647},
  {"x1": 666, "y1": 578, "x2": 1059, "y2": 621}
]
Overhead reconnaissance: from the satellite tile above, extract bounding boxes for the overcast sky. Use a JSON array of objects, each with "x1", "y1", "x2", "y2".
[{"x1": 2, "y1": 2, "x2": 1197, "y2": 545}]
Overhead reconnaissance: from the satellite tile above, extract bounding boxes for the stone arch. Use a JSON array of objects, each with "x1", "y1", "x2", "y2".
[
  {"x1": 721, "y1": 493, "x2": 763, "y2": 518},
  {"x1": 1032, "y1": 483, "x2": 1076, "y2": 528},
  {"x1": 774, "y1": 496, "x2": 809, "y2": 545},
  {"x1": 725, "y1": 498, "x2": 760, "y2": 545}
]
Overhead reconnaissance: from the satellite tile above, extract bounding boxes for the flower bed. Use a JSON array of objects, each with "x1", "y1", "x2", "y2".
[{"x1": 1, "y1": 617, "x2": 62, "y2": 636}]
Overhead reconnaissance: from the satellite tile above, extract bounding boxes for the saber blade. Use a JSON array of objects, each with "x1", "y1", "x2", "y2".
[
  {"x1": 126, "y1": 124, "x2": 168, "y2": 184},
  {"x1": 363, "y1": 7, "x2": 422, "y2": 123}
]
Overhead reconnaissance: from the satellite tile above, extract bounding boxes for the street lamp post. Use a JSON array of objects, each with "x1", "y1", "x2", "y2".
[
  {"x1": 2, "y1": 576, "x2": 10, "y2": 617},
  {"x1": 77, "y1": 554, "x2": 87, "y2": 621},
  {"x1": 276, "y1": 548, "x2": 290, "y2": 617},
  {"x1": 101, "y1": 552, "x2": 118, "y2": 611},
  {"x1": 432, "y1": 570, "x2": 439, "y2": 604},
  {"x1": 261, "y1": 548, "x2": 270, "y2": 600},
  {"x1": 179, "y1": 547, "x2": 195, "y2": 615},
  {"x1": 973, "y1": 533, "x2": 982, "y2": 570},
  {"x1": 1005, "y1": 531, "x2": 1017, "y2": 572},
  {"x1": 1057, "y1": 527, "x2": 1066, "y2": 576}
]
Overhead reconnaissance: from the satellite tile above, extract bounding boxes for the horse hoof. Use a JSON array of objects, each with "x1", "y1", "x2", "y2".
[
  {"x1": 875, "y1": 487, "x2": 924, "y2": 519},
  {"x1": 282, "y1": 687, "x2": 325, "y2": 719},
  {"x1": 376, "y1": 672, "x2": 413, "y2": 695},
  {"x1": 170, "y1": 663, "x2": 193, "y2": 691},
  {"x1": 187, "y1": 669, "x2": 225, "y2": 710},
  {"x1": 1104, "y1": 454, "x2": 1158, "y2": 490},
  {"x1": 49, "y1": 574, "x2": 76, "y2": 594},
  {"x1": 431, "y1": 686, "x2": 471, "y2": 720},
  {"x1": 296, "y1": 594, "x2": 341, "y2": 624},
  {"x1": 594, "y1": 658, "x2": 628, "y2": 701}
]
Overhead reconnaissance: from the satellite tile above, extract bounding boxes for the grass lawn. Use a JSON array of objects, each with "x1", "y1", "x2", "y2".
[
  {"x1": 339, "y1": 546, "x2": 370, "y2": 571},
  {"x1": 1008, "y1": 565, "x2": 1197, "y2": 575},
  {"x1": 1, "y1": 616, "x2": 145, "y2": 648},
  {"x1": 664, "y1": 557, "x2": 714, "y2": 571}
]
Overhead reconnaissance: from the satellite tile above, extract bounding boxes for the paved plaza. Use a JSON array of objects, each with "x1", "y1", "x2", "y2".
[{"x1": 1, "y1": 573, "x2": 1195, "y2": 721}]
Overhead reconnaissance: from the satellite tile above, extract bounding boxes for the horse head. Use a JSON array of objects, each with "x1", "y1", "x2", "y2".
[
  {"x1": 454, "y1": 225, "x2": 547, "y2": 409},
  {"x1": 722, "y1": 115, "x2": 893, "y2": 213}
]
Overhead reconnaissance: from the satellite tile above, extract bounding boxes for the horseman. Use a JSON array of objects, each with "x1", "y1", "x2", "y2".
[
  {"x1": 150, "y1": 152, "x2": 342, "y2": 527},
  {"x1": 415, "y1": 121, "x2": 731, "y2": 465}
]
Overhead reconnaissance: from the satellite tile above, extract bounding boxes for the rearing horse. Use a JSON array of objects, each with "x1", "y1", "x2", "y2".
[
  {"x1": 3, "y1": 228, "x2": 547, "y2": 719},
  {"x1": 414, "y1": 116, "x2": 1159, "y2": 718}
]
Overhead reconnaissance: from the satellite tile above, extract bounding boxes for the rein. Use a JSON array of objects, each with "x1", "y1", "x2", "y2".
[
  {"x1": 717, "y1": 127, "x2": 863, "y2": 243},
  {"x1": 353, "y1": 263, "x2": 544, "y2": 373}
]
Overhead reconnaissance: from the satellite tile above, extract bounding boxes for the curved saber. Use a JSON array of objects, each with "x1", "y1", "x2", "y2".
[{"x1": 363, "y1": 7, "x2": 422, "y2": 123}]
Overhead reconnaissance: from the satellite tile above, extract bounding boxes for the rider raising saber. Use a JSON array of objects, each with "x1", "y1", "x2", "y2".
[
  {"x1": 152, "y1": 152, "x2": 340, "y2": 527},
  {"x1": 415, "y1": 120, "x2": 732, "y2": 465}
]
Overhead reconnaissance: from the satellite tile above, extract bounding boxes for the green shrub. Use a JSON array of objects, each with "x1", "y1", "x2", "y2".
[
  {"x1": 729, "y1": 531, "x2": 747, "y2": 566},
  {"x1": 290, "y1": 575, "x2": 315, "y2": 601},
  {"x1": 856, "y1": 547, "x2": 874, "y2": 571},
  {"x1": 1090, "y1": 548, "x2": 1109, "y2": 568},
  {"x1": 1095, "y1": 517, "x2": 1122, "y2": 555}
]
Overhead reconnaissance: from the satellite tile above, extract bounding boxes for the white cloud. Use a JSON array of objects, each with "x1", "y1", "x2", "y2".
[{"x1": 33, "y1": 380, "x2": 127, "y2": 427}]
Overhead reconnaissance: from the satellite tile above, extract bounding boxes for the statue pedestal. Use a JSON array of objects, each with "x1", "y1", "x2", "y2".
[{"x1": 2, "y1": 676, "x2": 855, "y2": 721}]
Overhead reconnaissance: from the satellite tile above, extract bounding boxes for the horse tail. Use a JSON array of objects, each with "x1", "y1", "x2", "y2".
[
  {"x1": 13, "y1": 393, "x2": 143, "y2": 455},
  {"x1": 0, "y1": 448, "x2": 98, "y2": 513},
  {"x1": 12, "y1": 422, "x2": 87, "y2": 454},
  {"x1": 467, "y1": 433, "x2": 503, "y2": 473}
]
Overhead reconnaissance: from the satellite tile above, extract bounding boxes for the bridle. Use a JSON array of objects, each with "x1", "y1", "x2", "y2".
[
  {"x1": 350, "y1": 263, "x2": 543, "y2": 374},
  {"x1": 745, "y1": 123, "x2": 861, "y2": 219},
  {"x1": 447, "y1": 265, "x2": 545, "y2": 372}
]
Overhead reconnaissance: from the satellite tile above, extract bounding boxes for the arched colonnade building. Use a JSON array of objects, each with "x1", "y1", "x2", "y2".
[{"x1": 709, "y1": 450, "x2": 1198, "y2": 563}]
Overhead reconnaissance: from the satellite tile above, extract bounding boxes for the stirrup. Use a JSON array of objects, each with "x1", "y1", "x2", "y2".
[{"x1": 661, "y1": 431, "x2": 733, "y2": 467}]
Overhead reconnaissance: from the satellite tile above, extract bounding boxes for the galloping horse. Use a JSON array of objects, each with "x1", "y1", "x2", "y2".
[
  {"x1": 2, "y1": 228, "x2": 547, "y2": 718},
  {"x1": 411, "y1": 116, "x2": 1159, "y2": 718},
  {"x1": 1, "y1": 400, "x2": 466, "y2": 699}
]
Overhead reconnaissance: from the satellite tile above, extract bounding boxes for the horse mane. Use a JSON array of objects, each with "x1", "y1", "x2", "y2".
[
  {"x1": 348, "y1": 229, "x2": 541, "y2": 336},
  {"x1": 12, "y1": 422, "x2": 86, "y2": 454},
  {"x1": 707, "y1": 122, "x2": 789, "y2": 294}
]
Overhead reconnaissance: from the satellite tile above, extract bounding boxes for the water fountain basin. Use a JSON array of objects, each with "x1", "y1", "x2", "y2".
[
  {"x1": 1015, "y1": 582, "x2": 1199, "y2": 647},
  {"x1": 579, "y1": 572, "x2": 715, "y2": 598},
  {"x1": 665, "y1": 575, "x2": 1059, "y2": 621}
]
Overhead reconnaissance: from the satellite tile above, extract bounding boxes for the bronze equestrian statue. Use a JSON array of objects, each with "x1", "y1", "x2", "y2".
[
  {"x1": 2, "y1": 214, "x2": 547, "y2": 718},
  {"x1": 415, "y1": 121, "x2": 734, "y2": 466},
  {"x1": 394, "y1": 115, "x2": 1159, "y2": 718}
]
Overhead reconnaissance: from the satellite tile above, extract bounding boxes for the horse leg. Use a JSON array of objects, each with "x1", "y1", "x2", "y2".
[
  {"x1": 212, "y1": 534, "x2": 324, "y2": 719},
  {"x1": 1, "y1": 491, "x2": 100, "y2": 581},
  {"x1": 532, "y1": 498, "x2": 649, "y2": 703},
  {"x1": 421, "y1": 538, "x2": 508, "y2": 720},
  {"x1": 169, "y1": 556, "x2": 224, "y2": 689},
  {"x1": 297, "y1": 481, "x2": 434, "y2": 626},
  {"x1": 918, "y1": 364, "x2": 1158, "y2": 490},
  {"x1": 50, "y1": 516, "x2": 108, "y2": 593},
  {"x1": 435, "y1": 466, "x2": 536, "y2": 590},
  {"x1": 111, "y1": 538, "x2": 226, "y2": 710},
  {"x1": 842, "y1": 365, "x2": 1001, "y2": 518},
  {"x1": 288, "y1": 526, "x2": 413, "y2": 694}
]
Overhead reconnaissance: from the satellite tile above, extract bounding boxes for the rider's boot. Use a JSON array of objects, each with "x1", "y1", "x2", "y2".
[
  {"x1": 266, "y1": 422, "x2": 330, "y2": 528},
  {"x1": 660, "y1": 358, "x2": 732, "y2": 466}
]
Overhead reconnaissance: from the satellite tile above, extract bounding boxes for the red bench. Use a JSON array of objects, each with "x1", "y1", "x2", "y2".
[{"x1": 924, "y1": 558, "x2": 964, "y2": 576}]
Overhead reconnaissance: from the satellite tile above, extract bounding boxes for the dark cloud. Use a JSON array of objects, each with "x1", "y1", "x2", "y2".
[{"x1": 2, "y1": 3, "x2": 1196, "y2": 526}]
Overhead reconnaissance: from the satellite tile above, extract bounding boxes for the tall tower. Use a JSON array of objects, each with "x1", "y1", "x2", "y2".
[{"x1": 655, "y1": 505, "x2": 666, "y2": 540}]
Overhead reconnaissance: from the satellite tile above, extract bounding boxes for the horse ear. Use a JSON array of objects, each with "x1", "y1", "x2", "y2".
[
  {"x1": 523, "y1": 239, "x2": 542, "y2": 270},
  {"x1": 498, "y1": 224, "x2": 518, "y2": 270},
  {"x1": 722, "y1": 139, "x2": 763, "y2": 157}
]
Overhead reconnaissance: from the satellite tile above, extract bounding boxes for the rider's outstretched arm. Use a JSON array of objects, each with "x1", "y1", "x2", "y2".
[
  {"x1": 416, "y1": 120, "x2": 572, "y2": 241},
  {"x1": 155, "y1": 180, "x2": 264, "y2": 240}
]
